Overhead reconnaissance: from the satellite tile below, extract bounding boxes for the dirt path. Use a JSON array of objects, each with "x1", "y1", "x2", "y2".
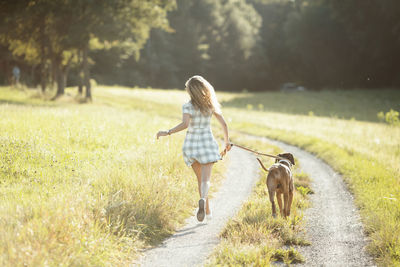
[
  {"x1": 264, "y1": 138, "x2": 375, "y2": 266},
  {"x1": 136, "y1": 146, "x2": 259, "y2": 267},
  {"x1": 137, "y1": 136, "x2": 375, "y2": 266}
]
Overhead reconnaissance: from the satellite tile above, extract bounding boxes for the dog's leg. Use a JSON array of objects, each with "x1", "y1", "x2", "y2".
[
  {"x1": 287, "y1": 179, "x2": 294, "y2": 217},
  {"x1": 287, "y1": 189, "x2": 294, "y2": 217},
  {"x1": 268, "y1": 189, "x2": 277, "y2": 218},
  {"x1": 276, "y1": 192, "x2": 284, "y2": 217},
  {"x1": 281, "y1": 182, "x2": 289, "y2": 218},
  {"x1": 283, "y1": 192, "x2": 289, "y2": 218}
]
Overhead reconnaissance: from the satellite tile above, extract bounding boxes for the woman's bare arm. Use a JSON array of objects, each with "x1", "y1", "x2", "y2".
[
  {"x1": 214, "y1": 112, "x2": 231, "y2": 150},
  {"x1": 156, "y1": 113, "x2": 190, "y2": 139}
]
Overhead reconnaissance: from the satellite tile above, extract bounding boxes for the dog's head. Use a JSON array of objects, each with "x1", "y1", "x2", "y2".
[{"x1": 275, "y1": 152, "x2": 295, "y2": 166}]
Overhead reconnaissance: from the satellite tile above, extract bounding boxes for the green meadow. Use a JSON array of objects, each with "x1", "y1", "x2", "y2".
[
  {"x1": 1, "y1": 86, "x2": 400, "y2": 266},
  {"x1": 0, "y1": 87, "x2": 225, "y2": 266}
]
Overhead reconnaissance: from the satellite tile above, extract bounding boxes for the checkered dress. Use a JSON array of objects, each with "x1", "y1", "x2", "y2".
[{"x1": 182, "y1": 101, "x2": 221, "y2": 166}]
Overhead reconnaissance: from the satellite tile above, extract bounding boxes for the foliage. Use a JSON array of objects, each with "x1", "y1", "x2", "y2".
[
  {"x1": 0, "y1": 0, "x2": 176, "y2": 96},
  {"x1": 377, "y1": 109, "x2": 400, "y2": 126},
  {"x1": 2, "y1": 0, "x2": 400, "y2": 90},
  {"x1": 92, "y1": 0, "x2": 400, "y2": 90},
  {"x1": 329, "y1": 0, "x2": 400, "y2": 88},
  {"x1": 92, "y1": 0, "x2": 262, "y2": 91}
]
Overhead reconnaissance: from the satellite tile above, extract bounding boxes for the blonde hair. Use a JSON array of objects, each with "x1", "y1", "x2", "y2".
[{"x1": 185, "y1": 75, "x2": 221, "y2": 115}]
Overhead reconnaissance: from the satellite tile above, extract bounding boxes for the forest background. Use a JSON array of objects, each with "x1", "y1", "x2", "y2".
[{"x1": 1, "y1": 0, "x2": 400, "y2": 97}]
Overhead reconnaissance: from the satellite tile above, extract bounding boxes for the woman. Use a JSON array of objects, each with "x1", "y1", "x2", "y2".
[{"x1": 156, "y1": 75, "x2": 231, "y2": 222}]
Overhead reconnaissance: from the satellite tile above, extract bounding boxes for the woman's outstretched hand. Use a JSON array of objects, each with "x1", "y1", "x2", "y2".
[
  {"x1": 156, "y1": 130, "x2": 168, "y2": 140},
  {"x1": 220, "y1": 141, "x2": 232, "y2": 158},
  {"x1": 225, "y1": 141, "x2": 232, "y2": 151}
]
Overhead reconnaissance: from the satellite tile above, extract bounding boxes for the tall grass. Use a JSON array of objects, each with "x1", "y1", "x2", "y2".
[{"x1": 0, "y1": 87, "x2": 225, "y2": 266}]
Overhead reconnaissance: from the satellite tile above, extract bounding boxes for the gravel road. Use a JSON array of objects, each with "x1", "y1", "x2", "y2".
[{"x1": 135, "y1": 146, "x2": 259, "y2": 267}]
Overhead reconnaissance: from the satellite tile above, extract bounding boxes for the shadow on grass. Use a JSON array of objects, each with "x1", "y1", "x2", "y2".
[
  {"x1": 0, "y1": 99, "x2": 52, "y2": 107},
  {"x1": 221, "y1": 89, "x2": 400, "y2": 122},
  {"x1": 0, "y1": 94, "x2": 91, "y2": 107}
]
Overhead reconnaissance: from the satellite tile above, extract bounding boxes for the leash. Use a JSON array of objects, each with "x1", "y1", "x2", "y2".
[{"x1": 220, "y1": 143, "x2": 286, "y2": 161}]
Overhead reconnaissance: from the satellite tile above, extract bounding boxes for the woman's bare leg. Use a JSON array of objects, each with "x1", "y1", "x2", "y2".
[
  {"x1": 191, "y1": 161, "x2": 202, "y2": 195},
  {"x1": 200, "y1": 163, "x2": 213, "y2": 198},
  {"x1": 200, "y1": 163, "x2": 213, "y2": 213},
  {"x1": 192, "y1": 161, "x2": 211, "y2": 214}
]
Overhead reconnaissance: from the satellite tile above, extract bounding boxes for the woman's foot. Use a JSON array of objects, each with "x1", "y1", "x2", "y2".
[
  {"x1": 206, "y1": 211, "x2": 212, "y2": 221},
  {"x1": 206, "y1": 200, "x2": 212, "y2": 220},
  {"x1": 197, "y1": 198, "x2": 206, "y2": 222}
]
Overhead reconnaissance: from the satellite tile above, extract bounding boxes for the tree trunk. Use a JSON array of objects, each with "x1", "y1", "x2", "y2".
[
  {"x1": 55, "y1": 69, "x2": 64, "y2": 98},
  {"x1": 50, "y1": 56, "x2": 57, "y2": 90},
  {"x1": 39, "y1": 17, "x2": 47, "y2": 93},
  {"x1": 31, "y1": 64, "x2": 35, "y2": 87},
  {"x1": 83, "y1": 45, "x2": 91, "y2": 100},
  {"x1": 40, "y1": 62, "x2": 46, "y2": 93},
  {"x1": 62, "y1": 72, "x2": 67, "y2": 91},
  {"x1": 53, "y1": 55, "x2": 64, "y2": 99},
  {"x1": 62, "y1": 55, "x2": 73, "y2": 90},
  {"x1": 78, "y1": 49, "x2": 83, "y2": 95},
  {"x1": 53, "y1": 52, "x2": 75, "y2": 100}
]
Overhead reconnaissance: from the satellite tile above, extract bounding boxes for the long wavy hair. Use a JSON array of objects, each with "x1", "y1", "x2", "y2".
[{"x1": 185, "y1": 75, "x2": 221, "y2": 115}]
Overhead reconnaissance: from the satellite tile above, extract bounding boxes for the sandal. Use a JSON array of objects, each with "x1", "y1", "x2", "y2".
[{"x1": 197, "y1": 198, "x2": 206, "y2": 222}]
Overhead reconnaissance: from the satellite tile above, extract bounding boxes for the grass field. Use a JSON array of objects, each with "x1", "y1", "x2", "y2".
[
  {"x1": 0, "y1": 87, "x2": 225, "y2": 266},
  {"x1": 1, "y1": 85, "x2": 399, "y2": 265}
]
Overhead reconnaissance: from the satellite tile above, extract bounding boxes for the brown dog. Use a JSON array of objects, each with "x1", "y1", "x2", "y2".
[{"x1": 257, "y1": 153, "x2": 295, "y2": 218}]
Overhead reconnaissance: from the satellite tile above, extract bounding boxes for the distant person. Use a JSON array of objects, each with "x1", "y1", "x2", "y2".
[
  {"x1": 12, "y1": 66, "x2": 20, "y2": 86},
  {"x1": 156, "y1": 75, "x2": 231, "y2": 222}
]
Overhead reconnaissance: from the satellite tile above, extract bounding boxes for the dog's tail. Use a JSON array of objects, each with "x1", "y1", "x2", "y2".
[{"x1": 256, "y1": 158, "x2": 269, "y2": 172}]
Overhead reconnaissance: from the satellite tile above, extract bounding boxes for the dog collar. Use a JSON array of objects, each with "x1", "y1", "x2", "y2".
[
  {"x1": 278, "y1": 160, "x2": 293, "y2": 178},
  {"x1": 279, "y1": 159, "x2": 292, "y2": 168}
]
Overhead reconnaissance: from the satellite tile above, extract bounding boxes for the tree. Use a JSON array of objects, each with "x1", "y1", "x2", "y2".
[
  {"x1": 75, "y1": 0, "x2": 176, "y2": 99},
  {"x1": 0, "y1": 0, "x2": 49, "y2": 91},
  {"x1": 0, "y1": 0, "x2": 176, "y2": 99},
  {"x1": 95, "y1": 0, "x2": 263, "y2": 91},
  {"x1": 204, "y1": 0, "x2": 262, "y2": 90},
  {"x1": 329, "y1": 0, "x2": 400, "y2": 87},
  {"x1": 283, "y1": 0, "x2": 355, "y2": 88}
]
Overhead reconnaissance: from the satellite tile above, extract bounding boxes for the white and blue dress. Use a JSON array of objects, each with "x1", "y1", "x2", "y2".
[{"x1": 182, "y1": 101, "x2": 221, "y2": 166}]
